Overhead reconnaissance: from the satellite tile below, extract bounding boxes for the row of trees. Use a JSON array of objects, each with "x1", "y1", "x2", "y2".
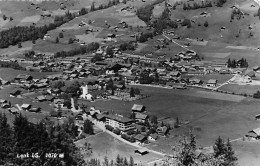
[
  {"x1": 86, "y1": 155, "x2": 135, "y2": 166},
  {"x1": 227, "y1": 58, "x2": 248, "y2": 68},
  {"x1": 0, "y1": 61, "x2": 26, "y2": 70},
  {"x1": 0, "y1": 9, "x2": 88, "y2": 48},
  {"x1": 183, "y1": 1, "x2": 213, "y2": 10},
  {"x1": 54, "y1": 42, "x2": 100, "y2": 58}
]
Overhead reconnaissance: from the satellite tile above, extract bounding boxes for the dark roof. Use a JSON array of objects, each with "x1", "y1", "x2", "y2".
[
  {"x1": 134, "y1": 134, "x2": 146, "y2": 141},
  {"x1": 135, "y1": 112, "x2": 148, "y2": 120},
  {"x1": 106, "y1": 114, "x2": 133, "y2": 123}
]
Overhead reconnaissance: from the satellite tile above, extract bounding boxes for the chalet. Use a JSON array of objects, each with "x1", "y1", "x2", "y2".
[
  {"x1": 245, "y1": 71, "x2": 256, "y2": 78},
  {"x1": 15, "y1": 74, "x2": 33, "y2": 82},
  {"x1": 167, "y1": 83, "x2": 186, "y2": 89},
  {"x1": 1, "y1": 80, "x2": 10, "y2": 85},
  {"x1": 36, "y1": 96, "x2": 46, "y2": 102},
  {"x1": 134, "y1": 148, "x2": 149, "y2": 156},
  {"x1": 132, "y1": 104, "x2": 145, "y2": 112},
  {"x1": 53, "y1": 99, "x2": 64, "y2": 108},
  {"x1": 148, "y1": 133, "x2": 159, "y2": 141},
  {"x1": 45, "y1": 95, "x2": 55, "y2": 102},
  {"x1": 253, "y1": 66, "x2": 260, "y2": 72},
  {"x1": 135, "y1": 112, "x2": 148, "y2": 122},
  {"x1": 1, "y1": 103, "x2": 11, "y2": 109},
  {"x1": 156, "y1": 126, "x2": 168, "y2": 136},
  {"x1": 21, "y1": 104, "x2": 32, "y2": 111},
  {"x1": 96, "y1": 114, "x2": 107, "y2": 123},
  {"x1": 10, "y1": 90, "x2": 22, "y2": 97},
  {"x1": 246, "y1": 128, "x2": 260, "y2": 139},
  {"x1": 105, "y1": 114, "x2": 134, "y2": 131},
  {"x1": 0, "y1": 99, "x2": 7, "y2": 104},
  {"x1": 134, "y1": 134, "x2": 147, "y2": 143},
  {"x1": 29, "y1": 107, "x2": 41, "y2": 112},
  {"x1": 255, "y1": 114, "x2": 260, "y2": 120},
  {"x1": 107, "y1": 33, "x2": 116, "y2": 38},
  {"x1": 207, "y1": 79, "x2": 217, "y2": 87},
  {"x1": 9, "y1": 107, "x2": 19, "y2": 114},
  {"x1": 189, "y1": 78, "x2": 203, "y2": 85}
]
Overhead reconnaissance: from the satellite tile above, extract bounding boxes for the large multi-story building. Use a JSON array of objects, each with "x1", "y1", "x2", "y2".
[{"x1": 106, "y1": 115, "x2": 134, "y2": 131}]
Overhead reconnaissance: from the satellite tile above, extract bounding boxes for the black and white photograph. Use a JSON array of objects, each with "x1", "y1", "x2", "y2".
[{"x1": 0, "y1": 0, "x2": 259, "y2": 165}]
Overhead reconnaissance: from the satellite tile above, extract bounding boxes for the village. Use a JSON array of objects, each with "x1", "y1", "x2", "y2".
[{"x1": 1, "y1": 0, "x2": 260, "y2": 165}]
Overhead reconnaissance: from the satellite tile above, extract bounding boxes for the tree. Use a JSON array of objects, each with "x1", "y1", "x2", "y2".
[
  {"x1": 224, "y1": 138, "x2": 237, "y2": 166},
  {"x1": 227, "y1": 58, "x2": 232, "y2": 68},
  {"x1": 59, "y1": 32, "x2": 64, "y2": 38},
  {"x1": 90, "y1": 2, "x2": 95, "y2": 12},
  {"x1": 150, "y1": 115, "x2": 158, "y2": 125},
  {"x1": 130, "y1": 87, "x2": 135, "y2": 97},
  {"x1": 106, "y1": 47, "x2": 114, "y2": 57},
  {"x1": 123, "y1": 157, "x2": 128, "y2": 166},
  {"x1": 68, "y1": 38, "x2": 73, "y2": 44},
  {"x1": 79, "y1": 8, "x2": 88, "y2": 15},
  {"x1": 2, "y1": 14, "x2": 7, "y2": 20},
  {"x1": 214, "y1": 136, "x2": 227, "y2": 158},
  {"x1": 134, "y1": 88, "x2": 140, "y2": 95},
  {"x1": 32, "y1": 39, "x2": 36, "y2": 44},
  {"x1": 55, "y1": 37, "x2": 59, "y2": 43},
  {"x1": 9, "y1": 17, "x2": 13, "y2": 21},
  {"x1": 103, "y1": 156, "x2": 109, "y2": 166},
  {"x1": 83, "y1": 119, "x2": 94, "y2": 135},
  {"x1": 204, "y1": 21, "x2": 209, "y2": 27},
  {"x1": 129, "y1": 156, "x2": 134, "y2": 166},
  {"x1": 18, "y1": 42, "x2": 22, "y2": 48}
]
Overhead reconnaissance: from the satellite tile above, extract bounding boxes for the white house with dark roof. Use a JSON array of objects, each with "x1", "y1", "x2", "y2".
[{"x1": 105, "y1": 114, "x2": 134, "y2": 131}]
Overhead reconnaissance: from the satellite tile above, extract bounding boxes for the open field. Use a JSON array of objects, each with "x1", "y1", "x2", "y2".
[
  {"x1": 233, "y1": 141, "x2": 260, "y2": 166},
  {"x1": 81, "y1": 85, "x2": 260, "y2": 159},
  {"x1": 75, "y1": 132, "x2": 162, "y2": 164},
  {"x1": 0, "y1": 41, "x2": 34, "y2": 57},
  {"x1": 0, "y1": 68, "x2": 61, "y2": 81},
  {"x1": 192, "y1": 74, "x2": 233, "y2": 84},
  {"x1": 32, "y1": 39, "x2": 80, "y2": 53},
  {"x1": 218, "y1": 84, "x2": 260, "y2": 95}
]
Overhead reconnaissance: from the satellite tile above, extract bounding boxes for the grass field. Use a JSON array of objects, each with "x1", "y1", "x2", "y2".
[
  {"x1": 218, "y1": 84, "x2": 260, "y2": 95},
  {"x1": 75, "y1": 132, "x2": 162, "y2": 164},
  {"x1": 0, "y1": 68, "x2": 61, "y2": 81},
  {"x1": 80, "y1": 85, "x2": 260, "y2": 160}
]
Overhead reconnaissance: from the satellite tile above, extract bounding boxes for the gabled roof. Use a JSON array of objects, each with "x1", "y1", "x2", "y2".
[
  {"x1": 135, "y1": 112, "x2": 148, "y2": 120},
  {"x1": 132, "y1": 104, "x2": 145, "y2": 112},
  {"x1": 134, "y1": 134, "x2": 146, "y2": 141},
  {"x1": 207, "y1": 79, "x2": 217, "y2": 84},
  {"x1": 249, "y1": 128, "x2": 260, "y2": 136},
  {"x1": 21, "y1": 104, "x2": 31, "y2": 109}
]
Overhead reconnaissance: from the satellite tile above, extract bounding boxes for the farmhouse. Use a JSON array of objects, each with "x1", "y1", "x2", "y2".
[
  {"x1": 148, "y1": 133, "x2": 159, "y2": 141},
  {"x1": 132, "y1": 104, "x2": 145, "y2": 112},
  {"x1": 15, "y1": 74, "x2": 33, "y2": 82},
  {"x1": 105, "y1": 114, "x2": 134, "y2": 131},
  {"x1": 207, "y1": 79, "x2": 217, "y2": 87},
  {"x1": 134, "y1": 134, "x2": 147, "y2": 143},
  {"x1": 21, "y1": 104, "x2": 32, "y2": 111},
  {"x1": 10, "y1": 90, "x2": 22, "y2": 97},
  {"x1": 156, "y1": 126, "x2": 168, "y2": 136},
  {"x1": 135, "y1": 112, "x2": 148, "y2": 122},
  {"x1": 246, "y1": 128, "x2": 260, "y2": 139},
  {"x1": 134, "y1": 148, "x2": 149, "y2": 156}
]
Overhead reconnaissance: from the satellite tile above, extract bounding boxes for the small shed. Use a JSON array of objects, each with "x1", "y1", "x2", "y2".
[
  {"x1": 246, "y1": 128, "x2": 260, "y2": 139},
  {"x1": 132, "y1": 104, "x2": 145, "y2": 112},
  {"x1": 134, "y1": 148, "x2": 149, "y2": 156}
]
